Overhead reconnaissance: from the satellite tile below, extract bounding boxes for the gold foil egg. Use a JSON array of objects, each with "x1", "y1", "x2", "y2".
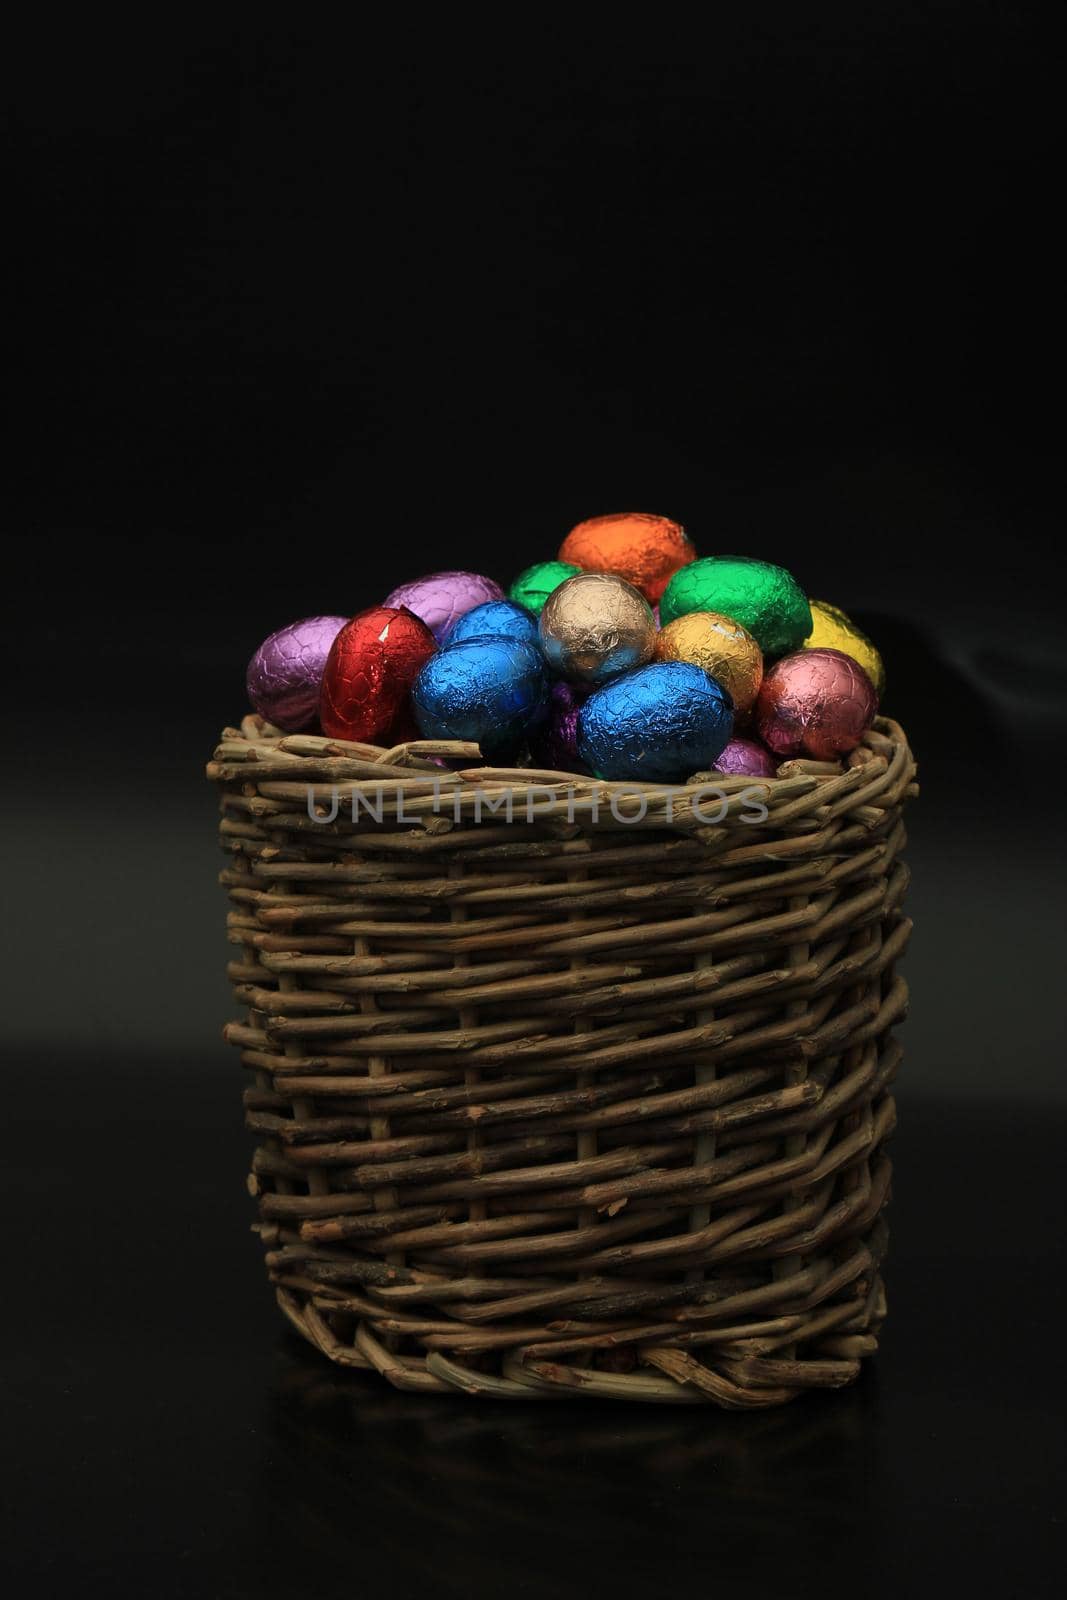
[
  {"x1": 655, "y1": 610, "x2": 763, "y2": 715},
  {"x1": 539, "y1": 572, "x2": 656, "y2": 686},
  {"x1": 803, "y1": 599, "x2": 885, "y2": 698}
]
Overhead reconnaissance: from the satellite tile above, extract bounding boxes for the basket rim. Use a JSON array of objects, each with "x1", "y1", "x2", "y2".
[{"x1": 210, "y1": 713, "x2": 911, "y2": 795}]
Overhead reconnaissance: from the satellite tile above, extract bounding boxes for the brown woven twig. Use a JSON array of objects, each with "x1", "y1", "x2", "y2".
[{"x1": 209, "y1": 715, "x2": 917, "y2": 1404}]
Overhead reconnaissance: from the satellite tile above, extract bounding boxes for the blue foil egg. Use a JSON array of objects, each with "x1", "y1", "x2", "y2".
[
  {"x1": 445, "y1": 599, "x2": 540, "y2": 648},
  {"x1": 412, "y1": 636, "x2": 547, "y2": 758},
  {"x1": 578, "y1": 661, "x2": 734, "y2": 782}
]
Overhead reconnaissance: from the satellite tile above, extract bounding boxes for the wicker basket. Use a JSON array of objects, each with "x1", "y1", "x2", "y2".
[{"x1": 209, "y1": 714, "x2": 916, "y2": 1405}]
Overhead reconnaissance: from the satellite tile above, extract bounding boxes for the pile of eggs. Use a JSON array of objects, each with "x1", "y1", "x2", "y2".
[{"x1": 246, "y1": 512, "x2": 885, "y2": 783}]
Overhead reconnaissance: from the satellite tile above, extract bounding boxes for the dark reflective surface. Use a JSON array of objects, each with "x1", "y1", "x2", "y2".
[
  {"x1": 258, "y1": 1355, "x2": 890, "y2": 1595},
  {"x1": 5, "y1": 1074, "x2": 1063, "y2": 1596}
]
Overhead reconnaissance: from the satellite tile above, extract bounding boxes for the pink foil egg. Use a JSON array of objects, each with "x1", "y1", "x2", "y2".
[{"x1": 755, "y1": 647, "x2": 878, "y2": 760}]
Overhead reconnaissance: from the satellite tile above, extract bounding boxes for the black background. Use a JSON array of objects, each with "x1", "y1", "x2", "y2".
[{"x1": 3, "y1": 11, "x2": 1064, "y2": 1596}]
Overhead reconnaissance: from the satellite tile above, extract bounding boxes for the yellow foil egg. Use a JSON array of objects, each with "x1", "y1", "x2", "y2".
[
  {"x1": 804, "y1": 599, "x2": 885, "y2": 698},
  {"x1": 655, "y1": 610, "x2": 763, "y2": 715}
]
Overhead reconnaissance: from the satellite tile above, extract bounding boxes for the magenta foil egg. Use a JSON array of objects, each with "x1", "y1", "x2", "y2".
[
  {"x1": 383, "y1": 571, "x2": 504, "y2": 643},
  {"x1": 530, "y1": 680, "x2": 588, "y2": 772},
  {"x1": 712, "y1": 736, "x2": 778, "y2": 778},
  {"x1": 246, "y1": 614, "x2": 349, "y2": 731}
]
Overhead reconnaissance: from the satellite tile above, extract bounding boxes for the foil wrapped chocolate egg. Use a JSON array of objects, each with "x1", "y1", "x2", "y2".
[
  {"x1": 804, "y1": 599, "x2": 886, "y2": 698},
  {"x1": 660, "y1": 557, "x2": 812, "y2": 659},
  {"x1": 556, "y1": 515, "x2": 697, "y2": 601},
  {"x1": 383, "y1": 571, "x2": 504, "y2": 643},
  {"x1": 319, "y1": 606, "x2": 437, "y2": 743},
  {"x1": 755, "y1": 647, "x2": 878, "y2": 760},
  {"x1": 655, "y1": 610, "x2": 763, "y2": 715},
  {"x1": 559, "y1": 512, "x2": 695, "y2": 602},
  {"x1": 713, "y1": 736, "x2": 778, "y2": 778},
  {"x1": 529, "y1": 680, "x2": 589, "y2": 773},
  {"x1": 246, "y1": 614, "x2": 349, "y2": 731},
  {"x1": 446, "y1": 599, "x2": 540, "y2": 647},
  {"x1": 578, "y1": 661, "x2": 733, "y2": 782},
  {"x1": 539, "y1": 572, "x2": 656, "y2": 687},
  {"x1": 412, "y1": 636, "x2": 547, "y2": 759},
  {"x1": 509, "y1": 560, "x2": 581, "y2": 615}
]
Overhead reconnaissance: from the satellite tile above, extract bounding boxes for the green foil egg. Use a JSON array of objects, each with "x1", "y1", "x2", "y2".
[
  {"x1": 509, "y1": 560, "x2": 581, "y2": 616},
  {"x1": 659, "y1": 556, "x2": 812, "y2": 659}
]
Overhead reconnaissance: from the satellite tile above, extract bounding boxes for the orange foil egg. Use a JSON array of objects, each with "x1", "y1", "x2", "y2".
[
  {"x1": 559, "y1": 512, "x2": 695, "y2": 603},
  {"x1": 655, "y1": 610, "x2": 763, "y2": 716}
]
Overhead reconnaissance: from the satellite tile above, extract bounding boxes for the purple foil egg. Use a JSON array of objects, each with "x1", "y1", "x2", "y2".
[
  {"x1": 652, "y1": 603, "x2": 661, "y2": 629},
  {"x1": 246, "y1": 614, "x2": 349, "y2": 731},
  {"x1": 712, "y1": 736, "x2": 778, "y2": 778},
  {"x1": 383, "y1": 571, "x2": 504, "y2": 643},
  {"x1": 530, "y1": 680, "x2": 590, "y2": 772}
]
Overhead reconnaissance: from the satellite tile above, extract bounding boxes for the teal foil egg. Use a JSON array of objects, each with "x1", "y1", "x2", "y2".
[
  {"x1": 659, "y1": 556, "x2": 812, "y2": 659},
  {"x1": 446, "y1": 599, "x2": 540, "y2": 647},
  {"x1": 412, "y1": 636, "x2": 547, "y2": 759},
  {"x1": 577, "y1": 661, "x2": 734, "y2": 782}
]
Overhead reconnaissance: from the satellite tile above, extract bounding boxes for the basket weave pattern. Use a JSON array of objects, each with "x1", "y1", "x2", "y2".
[{"x1": 210, "y1": 715, "x2": 916, "y2": 1405}]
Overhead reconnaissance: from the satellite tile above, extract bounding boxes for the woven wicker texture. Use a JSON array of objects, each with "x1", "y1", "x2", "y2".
[{"x1": 209, "y1": 715, "x2": 916, "y2": 1405}]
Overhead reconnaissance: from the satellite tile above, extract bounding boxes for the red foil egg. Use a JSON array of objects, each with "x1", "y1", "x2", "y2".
[
  {"x1": 320, "y1": 606, "x2": 436, "y2": 743},
  {"x1": 755, "y1": 647, "x2": 878, "y2": 760}
]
